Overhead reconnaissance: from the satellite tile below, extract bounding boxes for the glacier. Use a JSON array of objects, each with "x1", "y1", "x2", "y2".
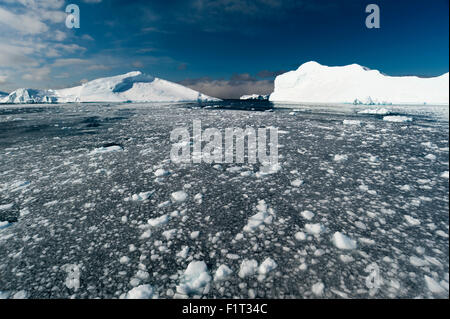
[
  {"x1": 269, "y1": 61, "x2": 449, "y2": 105},
  {"x1": 1, "y1": 71, "x2": 220, "y2": 104}
]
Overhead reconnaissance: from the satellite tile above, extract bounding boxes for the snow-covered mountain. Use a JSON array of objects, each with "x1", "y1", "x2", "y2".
[
  {"x1": 240, "y1": 94, "x2": 269, "y2": 100},
  {"x1": 269, "y1": 61, "x2": 449, "y2": 105},
  {"x1": 1, "y1": 71, "x2": 220, "y2": 103}
]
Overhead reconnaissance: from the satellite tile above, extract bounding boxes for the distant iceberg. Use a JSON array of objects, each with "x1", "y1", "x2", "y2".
[
  {"x1": 269, "y1": 61, "x2": 449, "y2": 105},
  {"x1": 1, "y1": 71, "x2": 220, "y2": 104},
  {"x1": 240, "y1": 94, "x2": 269, "y2": 100}
]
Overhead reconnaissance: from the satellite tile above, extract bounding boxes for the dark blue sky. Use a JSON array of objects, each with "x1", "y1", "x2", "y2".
[{"x1": 0, "y1": 0, "x2": 448, "y2": 98}]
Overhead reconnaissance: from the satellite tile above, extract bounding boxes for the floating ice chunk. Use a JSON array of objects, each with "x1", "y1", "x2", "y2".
[
  {"x1": 300, "y1": 210, "x2": 314, "y2": 220},
  {"x1": 140, "y1": 229, "x2": 151, "y2": 239},
  {"x1": 409, "y1": 256, "x2": 428, "y2": 267},
  {"x1": 154, "y1": 168, "x2": 169, "y2": 177},
  {"x1": 214, "y1": 264, "x2": 233, "y2": 281},
  {"x1": 119, "y1": 256, "x2": 130, "y2": 264},
  {"x1": 258, "y1": 258, "x2": 277, "y2": 275},
  {"x1": 190, "y1": 231, "x2": 200, "y2": 239},
  {"x1": 339, "y1": 255, "x2": 354, "y2": 263},
  {"x1": 243, "y1": 200, "x2": 273, "y2": 232},
  {"x1": 176, "y1": 246, "x2": 190, "y2": 259},
  {"x1": 0, "y1": 221, "x2": 10, "y2": 229},
  {"x1": 171, "y1": 191, "x2": 188, "y2": 203},
  {"x1": 256, "y1": 163, "x2": 281, "y2": 177},
  {"x1": 383, "y1": 116, "x2": 412, "y2": 123},
  {"x1": 436, "y1": 230, "x2": 448, "y2": 238},
  {"x1": 124, "y1": 284, "x2": 157, "y2": 299},
  {"x1": 148, "y1": 214, "x2": 169, "y2": 227},
  {"x1": 304, "y1": 223, "x2": 325, "y2": 235},
  {"x1": 0, "y1": 291, "x2": 10, "y2": 299},
  {"x1": 0, "y1": 203, "x2": 13, "y2": 210},
  {"x1": 440, "y1": 171, "x2": 449, "y2": 179},
  {"x1": 311, "y1": 282, "x2": 324, "y2": 296},
  {"x1": 9, "y1": 180, "x2": 30, "y2": 192},
  {"x1": 425, "y1": 154, "x2": 436, "y2": 161},
  {"x1": 162, "y1": 229, "x2": 177, "y2": 240},
  {"x1": 294, "y1": 231, "x2": 306, "y2": 241},
  {"x1": 404, "y1": 215, "x2": 420, "y2": 226},
  {"x1": 89, "y1": 145, "x2": 123, "y2": 155},
  {"x1": 194, "y1": 193, "x2": 203, "y2": 204},
  {"x1": 176, "y1": 261, "x2": 211, "y2": 296},
  {"x1": 343, "y1": 119, "x2": 360, "y2": 125},
  {"x1": 333, "y1": 154, "x2": 348, "y2": 162},
  {"x1": 332, "y1": 232, "x2": 357, "y2": 250},
  {"x1": 291, "y1": 179, "x2": 303, "y2": 187},
  {"x1": 126, "y1": 191, "x2": 154, "y2": 202},
  {"x1": 424, "y1": 276, "x2": 446, "y2": 295},
  {"x1": 358, "y1": 108, "x2": 391, "y2": 115},
  {"x1": 399, "y1": 185, "x2": 411, "y2": 191},
  {"x1": 12, "y1": 290, "x2": 27, "y2": 299},
  {"x1": 238, "y1": 259, "x2": 258, "y2": 278}
]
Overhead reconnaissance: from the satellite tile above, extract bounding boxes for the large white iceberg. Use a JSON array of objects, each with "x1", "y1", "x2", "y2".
[
  {"x1": 269, "y1": 61, "x2": 449, "y2": 105},
  {"x1": 1, "y1": 71, "x2": 220, "y2": 103}
]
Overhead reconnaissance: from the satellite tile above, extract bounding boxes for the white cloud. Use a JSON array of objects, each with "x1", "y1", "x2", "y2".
[
  {"x1": 22, "y1": 66, "x2": 51, "y2": 81},
  {"x1": 52, "y1": 58, "x2": 90, "y2": 67},
  {"x1": 0, "y1": 75, "x2": 8, "y2": 85},
  {"x1": 0, "y1": 7, "x2": 49, "y2": 35}
]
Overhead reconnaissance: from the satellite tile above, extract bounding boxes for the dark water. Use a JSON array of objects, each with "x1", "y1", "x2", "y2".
[{"x1": 0, "y1": 102, "x2": 448, "y2": 299}]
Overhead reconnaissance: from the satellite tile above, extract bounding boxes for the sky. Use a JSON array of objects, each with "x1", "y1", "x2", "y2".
[{"x1": 0, "y1": 0, "x2": 448, "y2": 98}]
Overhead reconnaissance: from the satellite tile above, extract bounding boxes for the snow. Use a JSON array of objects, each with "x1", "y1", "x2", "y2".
[
  {"x1": 240, "y1": 94, "x2": 269, "y2": 100},
  {"x1": 269, "y1": 61, "x2": 449, "y2": 105},
  {"x1": 123, "y1": 284, "x2": 157, "y2": 299},
  {"x1": 176, "y1": 261, "x2": 211, "y2": 296},
  {"x1": 331, "y1": 232, "x2": 357, "y2": 250},
  {"x1": 2, "y1": 71, "x2": 220, "y2": 104},
  {"x1": 383, "y1": 116, "x2": 413, "y2": 123}
]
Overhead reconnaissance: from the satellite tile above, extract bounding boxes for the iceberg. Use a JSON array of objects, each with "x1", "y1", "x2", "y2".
[
  {"x1": 1, "y1": 71, "x2": 220, "y2": 104},
  {"x1": 269, "y1": 61, "x2": 449, "y2": 105}
]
